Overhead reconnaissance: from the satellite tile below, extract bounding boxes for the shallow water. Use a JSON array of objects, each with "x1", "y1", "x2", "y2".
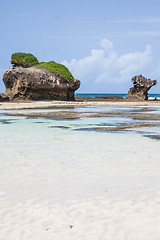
[{"x1": 0, "y1": 106, "x2": 160, "y2": 204}]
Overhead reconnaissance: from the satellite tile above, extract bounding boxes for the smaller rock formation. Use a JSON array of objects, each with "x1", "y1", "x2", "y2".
[{"x1": 126, "y1": 75, "x2": 157, "y2": 100}]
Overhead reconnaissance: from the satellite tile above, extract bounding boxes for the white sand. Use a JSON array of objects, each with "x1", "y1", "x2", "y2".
[
  {"x1": 1, "y1": 101, "x2": 160, "y2": 239},
  {"x1": 0, "y1": 194, "x2": 160, "y2": 240},
  {"x1": 0, "y1": 100, "x2": 160, "y2": 110},
  {"x1": 0, "y1": 128, "x2": 160, "y2": 239}
]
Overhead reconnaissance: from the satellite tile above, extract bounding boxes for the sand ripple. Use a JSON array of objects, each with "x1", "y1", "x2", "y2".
[{"x1": 0, "y1": 195, "x2": 160, "y2": 240}]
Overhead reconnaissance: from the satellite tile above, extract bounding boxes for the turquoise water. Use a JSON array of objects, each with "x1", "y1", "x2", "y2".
[
  {"x1": 0, "y1": 105, "x2": 160, "y2": 203},
  {"x1": 76, "y1": 93, "x2": 160, "y2": 99},
  {"x1": 76, "y1": 93, "x2": 127, "y2": 98}
]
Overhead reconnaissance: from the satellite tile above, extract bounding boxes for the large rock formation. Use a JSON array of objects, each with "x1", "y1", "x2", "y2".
[
  {"x1": 126, "y1": 75, "x2": 157, "y2": 100},
  {"x1": 0, "y1": 66, "x2": 80, "y2": 101},
  {"x1": 0, "y1": 52, "x2": 80, "y2": 101}
]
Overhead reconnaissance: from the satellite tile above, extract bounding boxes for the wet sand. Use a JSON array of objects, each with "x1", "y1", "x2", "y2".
[{"x1": 0, "y1": 98, "x2": 160, "y2": 110}]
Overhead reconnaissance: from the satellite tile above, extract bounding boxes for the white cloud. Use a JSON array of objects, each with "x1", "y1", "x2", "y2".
[{"x1": 62, "y1": 39, "x2": 153, "y2": 85}]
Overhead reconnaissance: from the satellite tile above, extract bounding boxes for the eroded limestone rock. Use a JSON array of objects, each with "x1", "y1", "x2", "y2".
[
  {"x1": 0, "y1": 66, "x2": 80, "y2": 101},
  {"x1": 126, "y1": 75, "x2": 157, "y2": 100}
]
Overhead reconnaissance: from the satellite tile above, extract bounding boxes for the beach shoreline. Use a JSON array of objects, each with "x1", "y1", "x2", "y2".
[{"x1": 0, "y1": 98, "x2": 160, "y2": 110}]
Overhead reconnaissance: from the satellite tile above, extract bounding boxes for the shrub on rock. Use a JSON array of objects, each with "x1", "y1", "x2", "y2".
[
  {"x1": 11, "y1": 52, "x2": 39, "y2": 67},
  {"x1": 36, "y1": 61, "x2": 74, "y2": 82},
  {"x1": 11, "y1": 52, "x2": 74, "y2": 82}
]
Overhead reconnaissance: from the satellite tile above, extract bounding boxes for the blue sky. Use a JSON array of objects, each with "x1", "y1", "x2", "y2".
[{"x1": 0, "y1": 0, "x2": 160, "y2": 93}]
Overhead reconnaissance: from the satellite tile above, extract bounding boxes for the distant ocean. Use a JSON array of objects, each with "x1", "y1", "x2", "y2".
[{"x1": 75, "y1": 93, "x2": 160, "y2": 99}]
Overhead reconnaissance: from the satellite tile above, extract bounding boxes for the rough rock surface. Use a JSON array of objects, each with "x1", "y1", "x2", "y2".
[
  {"x1": 0, "y1": 66, "x2": 80, "y2": 101},
  {"x1": 0, "y1": 93, "x2": 9, "y2": 102},
  {"x1": 126, "y1": 75, "x2": 157, "y2": 100}
]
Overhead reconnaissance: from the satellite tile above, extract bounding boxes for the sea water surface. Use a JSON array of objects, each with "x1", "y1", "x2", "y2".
[
  {"x1": 0, "y1": 105, "x2": 160, "y2": 204},
  {"x1": 76, "y1": 93, "x2": 160, "y2": 100}
]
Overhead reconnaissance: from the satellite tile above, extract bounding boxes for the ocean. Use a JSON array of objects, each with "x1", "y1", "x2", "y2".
[{"x1": 76, "y1": 93, "x2": 160, "y2": 99}]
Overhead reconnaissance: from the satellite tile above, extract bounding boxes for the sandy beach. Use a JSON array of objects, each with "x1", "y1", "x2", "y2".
[
  {"x1": 0, "y1": 99, "x2": 160, "y2": 240},
  {"x1": 0, "y1": 99, "x2": 160, "y2": 110},
  {"x1": 1, "y1": 194, "x2": 160, "y2": 240}
]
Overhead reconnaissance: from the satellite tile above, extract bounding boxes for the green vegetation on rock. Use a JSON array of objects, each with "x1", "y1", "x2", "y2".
[
  {"x1": 36, "y1": 61, "x2": 74, "y2": 81},
  {"x1": 11, "y1": 52, "x2": 74, "y2": 81},
  {"x1": 11, "y1": 52, "x2": 39, "y2": 67}
]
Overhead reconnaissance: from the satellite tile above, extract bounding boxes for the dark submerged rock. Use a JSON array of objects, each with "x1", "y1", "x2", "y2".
[{"x1": 126, "y1": 75, "x2": 157, "y2": 100}]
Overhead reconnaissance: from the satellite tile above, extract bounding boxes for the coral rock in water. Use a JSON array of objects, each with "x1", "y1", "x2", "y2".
[{"x1": 126, "y1": 75, "x2": 157, "y2": 100}]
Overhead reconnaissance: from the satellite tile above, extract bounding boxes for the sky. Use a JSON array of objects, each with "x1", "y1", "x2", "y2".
[{"x1": 0, "y1": 0, "x2": 160, "y2": 93}]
